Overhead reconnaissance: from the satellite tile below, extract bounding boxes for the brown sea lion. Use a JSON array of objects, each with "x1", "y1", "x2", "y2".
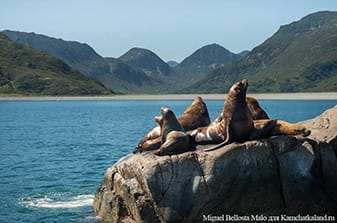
[
  {"x1": 133, "y1": 96, "x2": 210, "y2": 153},
  {"x1": 189, "y1": 80, "x2": 309, "y2": 152},
  {"x1": 178, "y1": 96, "x2": 211, "y2": 131},
  {"x1": 246, "y1": 96, "x2": 269, "y2": 119},
  {"x1": 189, "y1": 79, "x2": 256, "y2": 149},
  {"x1": 189, "y1": 80, "x2": 282, "y2": 152},
  {"x1": 202, "y1": 118, "x2": 310, "y2": 152},
  {"x1": 253, "y1": 119, "x2": 310, "y2": 137},
  {"x1": 134, "y1": 96, "x2": 267, "y2": 153},
  {"x1": 153, "y1": 107, "x2": 191, "y2": 156},
  {"x1": 246, "y1": 98, "x2": 310, "y2": 137}
]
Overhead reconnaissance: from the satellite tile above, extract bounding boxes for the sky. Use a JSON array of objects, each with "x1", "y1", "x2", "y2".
[{"x1": 2, "y1": 0, "x2": 337, "y2": 62}]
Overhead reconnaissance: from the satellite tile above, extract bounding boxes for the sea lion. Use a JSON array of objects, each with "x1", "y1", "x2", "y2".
[
  {"x1": 153, "y1": 107, "x2": 191, "y2": 156},
  {"x1": 246, "y1": 98, "x2": 310, "y2": 137},
  {"x1": 178, "y1": 96, "x2": 211, "y2": 131},
  {"x1": 189, "y1": 79, "x2": 255, "y2": 149},
  {"x1": 134, "y1": 96, "x2": 267, "y2": 153},
  {"x1": 134, "y1": 96, "x2": 210, "y2": 153},
  {"x1": 189, "y1": 80, "x2": 310, "y2": 152},
  {"x1": 246, "y1": 96, "x2": 269, "y2": 119},
  {"x1": 253, "y1": 119, "x2": 310, "y2": 137}
]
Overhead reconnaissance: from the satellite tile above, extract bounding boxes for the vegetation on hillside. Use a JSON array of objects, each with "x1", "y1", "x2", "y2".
[
  {"x1": 3, "y1": 30, "x2": 110, "y2": 77},
  {"x1": 3, "y1": 31, "x2": 172, "y2": 94},
  {"x1": 97, "y1": 57, "x2": 174, "y2": 94},
  {"x1": 0, "y1": 33, "x2": 112, "y2": 95},
  {"x1": 119, "y1": 47, "x2": 173, "y2": 77},
  {"x1": 171, "y1": 43, "x2": 244, "y2": 87},
  {"x1": 3, "y1": 11, "x2": 337, "y2": 94},
  {"x1": 180, "y1": 11, "x2": 337, "y2": 93}
]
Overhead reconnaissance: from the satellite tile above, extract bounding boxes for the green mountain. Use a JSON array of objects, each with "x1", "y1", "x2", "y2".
[
  {"x1": 3, "y1": 30, "x2": 110, "y2": 76},
  {"x1": 3, "y1": 30, "x2": 167, "y2": 94},
  {"x1": 0, "y1": 33, "x2": 112, "y2": 95},
  {"x1": 172, "y1": 43, "x2": 243, "y2": 85},
  {"x1": 97, "y1": 57, "x2": 169, "y2": 93},
  {"x1": 181, "y1": 11, "x2": 337, "y2": 93},
  {"x1": 119, "y1": 47, "x2": 173, "y2": 77}
]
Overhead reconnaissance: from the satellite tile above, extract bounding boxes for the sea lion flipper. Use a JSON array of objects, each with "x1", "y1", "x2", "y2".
[
  {"x1": 154, "y1": 132, "x2": 191, "y2": 156},
  {"x1": 203, "y1": 137, "x2": 231, "y2": 152},
  {"x1": 204, "y1": 124, "x2": 231, "y2": 152},
  {"x1": 271, "y1": 120, "x2": 310, "y2": 137}
]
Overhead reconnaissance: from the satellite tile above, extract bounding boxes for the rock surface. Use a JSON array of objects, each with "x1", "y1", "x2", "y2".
[
  {"x1": 299, "y1": 105, "x2": 337, "y2": 149},
  {"x1": 93, "y1": 105, "x2": 337, "y2": 222}
]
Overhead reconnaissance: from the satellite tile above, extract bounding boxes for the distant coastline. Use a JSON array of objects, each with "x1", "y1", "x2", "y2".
[{"x1": 1, "y1": 92, "x2": 337, "y2": 101}]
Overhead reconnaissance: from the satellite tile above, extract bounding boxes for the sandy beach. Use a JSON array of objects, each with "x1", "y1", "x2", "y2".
[{"x1": 1, "y1": 92, "x2": 337, "y2": 101}]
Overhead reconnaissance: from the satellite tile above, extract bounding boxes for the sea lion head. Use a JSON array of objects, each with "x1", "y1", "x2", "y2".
[
  {"x1": 157, "y1": 107, "x2": 177, "y2": 139},
  {"x1": 159, "y1": 107, "x2": 185, "y2": 137},
  {"x1": 230, "y1": 79, "x2": 248, "y2": 94},
  {"x1": 160, "y1": 107, "x2": 174, "y2": 118},
  {"x1": 187, "y1": 97, "x2": 208, "y2": 115},
  {"x1": 227, "y1": 79, "x2": 249, "y2": 103},
  {"x1": 192, "y1": 96, "x2": 203, "y2": 104},
  {"x1": 160, "y1": 106, "x2": 181, "y2": 126}
]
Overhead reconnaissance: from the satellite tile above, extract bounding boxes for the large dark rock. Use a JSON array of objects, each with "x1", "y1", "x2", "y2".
[{"x1": 93, "y1": 105, "x2": 337, "y2": 222}]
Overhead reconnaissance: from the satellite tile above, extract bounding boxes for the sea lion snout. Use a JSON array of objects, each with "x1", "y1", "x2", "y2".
[
  {"x1": 194, "y1": 96, "x2": 202, "y2": 102},
  {"x1": 230, "y1": 79, "x2": 249, "y2": 93},
  {"x1": 241, "y1": 79, "x2": 248, "y2": 88},
  {"x1": 160, "y1": 107, "x2": 170, "y2": 114},
  {"x1": 237, "y1": 79, "x2": 248, "y2": 89}
]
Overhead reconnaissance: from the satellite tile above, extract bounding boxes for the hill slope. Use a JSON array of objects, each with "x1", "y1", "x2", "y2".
[
  {"x1": 3, "y1": 30, "x2": 168, "y2": 93},
  {"x1": 173, "y1": 43, "x2": 241, "y2": 83},
  {"x1": 3, "y1": 30, "x2": 110, "y2": 76},
  {"x1": 97, "y1": 57, "x2": 170, "y2": 93},
  {"x1": 119, "y1": 47, "x2": 173, "y2": 77},
  {"x1": 181, "y1": 11, "x2": 337, "y2": 93},
  {"x1": 0, "y1": 33, "x2": 112, "y2": 95}
]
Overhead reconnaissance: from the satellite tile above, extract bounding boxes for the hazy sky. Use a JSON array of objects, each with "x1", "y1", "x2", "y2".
[{"x1": 2, "y1": 0, "x2": 337, "y2": 62}]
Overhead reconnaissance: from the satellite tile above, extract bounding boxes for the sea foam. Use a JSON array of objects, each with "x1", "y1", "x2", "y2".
[{"x1": 20, "y1": 194, "x2": 94, "y2": 209}]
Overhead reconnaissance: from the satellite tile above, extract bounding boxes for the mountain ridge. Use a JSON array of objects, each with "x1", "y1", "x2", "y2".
[
  {"x1": 171, "y1": 43, "x2": 245, "y2": 86},
  {"x1": 3, "y1": 30, "x2": 110, "y2": 76},
  {"x1": 4, "y1": 11, "x2": 335, "y2": 94},
  {"x1": 180, "y1": 11, "x2": 337, "y2": 93},
  {"x1": 3, "y1": 30, "x2": 169, "y2": 93},
  {"x1": 2, "y1": 30, "x2": 247, "y2": 94},
  {"x1": 0, "y1": 33, "x2": 112, "y2": 95},
  {"x1": 119, "y1": 47, "x2": 173, "y2": 77}
]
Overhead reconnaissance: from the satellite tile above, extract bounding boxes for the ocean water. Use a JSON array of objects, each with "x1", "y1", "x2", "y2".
[{"x1": 0, "y1": 99, "x2": 336, "y2": 223}]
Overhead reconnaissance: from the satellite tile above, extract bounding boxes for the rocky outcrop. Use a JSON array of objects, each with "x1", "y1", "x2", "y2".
[
  {"x1": 93, "y1": 105, "x2": 337, "y2": 222},
  {"x1": 299, "y1": 105, "x2": 337, "y2": 150}
]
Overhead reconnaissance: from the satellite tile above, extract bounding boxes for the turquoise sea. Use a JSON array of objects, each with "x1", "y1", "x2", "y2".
[{"x1": 0, "y1": 99, "x2": 336, "y2": 222}]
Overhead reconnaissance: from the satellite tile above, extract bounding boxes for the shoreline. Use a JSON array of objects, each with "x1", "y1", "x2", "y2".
[{"x1": 1, "y1": 92, "x2": 337, "y2": 101}]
